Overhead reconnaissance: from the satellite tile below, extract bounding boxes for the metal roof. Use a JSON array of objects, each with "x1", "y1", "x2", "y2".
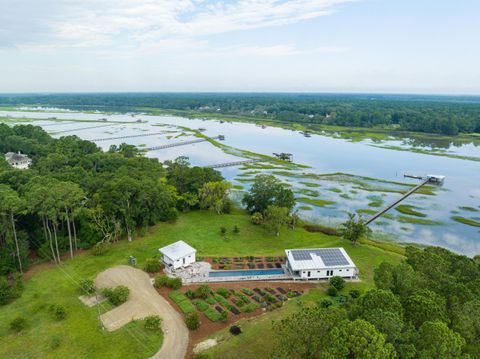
[
  {"x1": 159, "y1": 240, "x2": 196, "y2": 260},
  {"x1": 285, "y1": 247, "x2": 356, "y2": 270}
]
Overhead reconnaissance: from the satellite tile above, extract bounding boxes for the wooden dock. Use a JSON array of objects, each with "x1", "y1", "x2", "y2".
[
  {"x1": 205, "y1": 159, "x2": 262, "y2": 169},
  {"x1": 365, "y1": 178, "x2": 430, "y2": 225},
  {"x1": 91, "y1": 132, "x2": 165, "y2": 142},
  {"x1": 146, "y1": 135, "x2": 223, "y2": 151},
  {"x1": 51, "y1": 123, "x2": 118, "y2": 134}
]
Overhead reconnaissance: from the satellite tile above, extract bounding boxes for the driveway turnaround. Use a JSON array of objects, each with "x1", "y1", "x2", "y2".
[{"x1": 95, "y1": 265, "x2": 188, "y2": 359}]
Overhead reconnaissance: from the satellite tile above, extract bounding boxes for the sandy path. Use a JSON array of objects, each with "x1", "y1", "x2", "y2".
[{"x1": 95, "y1": 265, "x2": 188, "y2": 359}]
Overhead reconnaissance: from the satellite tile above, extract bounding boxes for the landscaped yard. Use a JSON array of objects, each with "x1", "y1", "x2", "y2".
[{"x1": 0, "y1": 208, "x2": 404, "y2": 358}]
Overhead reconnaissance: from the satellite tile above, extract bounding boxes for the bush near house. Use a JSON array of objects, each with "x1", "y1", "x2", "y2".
[
  {"x1": 144, "y1": 315, "x2": 162, "y2": 330},
  {"x1": 185, "y1": 312, "x2": 200, "y2": 330},
  {"x1": 329, "y1": 276, "x2": 346, "y2": 291},
  {"x1": 78, "y1": 279, "x2": 95, "y2": 295},
  {"x1": 143, "y1": 258, "x2": 161, "y2": 273}
]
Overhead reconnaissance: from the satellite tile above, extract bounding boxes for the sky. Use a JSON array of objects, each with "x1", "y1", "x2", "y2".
[{"x1": 0, "y1": 0, "x2": 479, "y2": 94}]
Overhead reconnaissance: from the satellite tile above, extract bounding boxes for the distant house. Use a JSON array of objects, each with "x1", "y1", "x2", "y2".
[
  {"x1": 285, "y1": 247, "x2": 358, "y2": 280},
  {"x1": 159, "y1": 240, "x2": 196, "y2": 269},
  {"x1": 5, "y1": 152, "x2": 32, "y2": 169}
]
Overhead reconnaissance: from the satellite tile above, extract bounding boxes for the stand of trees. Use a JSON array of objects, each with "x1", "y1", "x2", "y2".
[
  {"x1": 272, "y1": 246, "x2": 480, "y2": 358},
  {"x1": 0, "y1": 124, "x2": 225, "y2": 304},
  {"x1": 1, "y1": 93, "x2": 480, "y2": 135}
]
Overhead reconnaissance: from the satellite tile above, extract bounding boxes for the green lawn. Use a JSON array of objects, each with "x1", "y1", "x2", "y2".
[{"x1": 0, "y1": 209, "x2": 403, "y2": 358}]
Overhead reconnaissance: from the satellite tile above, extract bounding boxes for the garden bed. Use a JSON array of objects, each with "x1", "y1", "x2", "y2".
[{"x1": 202, "y1": 256, "x2": 286, "y2": 270}]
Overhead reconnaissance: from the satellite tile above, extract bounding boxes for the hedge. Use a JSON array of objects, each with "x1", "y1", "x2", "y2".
[{"x1": 204, "y1": 307, "x2": 222, "y2": 322}]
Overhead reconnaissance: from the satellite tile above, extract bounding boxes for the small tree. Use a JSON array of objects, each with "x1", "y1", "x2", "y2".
[
  {"x1": 79, "y1": 279, "x2": 96, "y2": 295},
  {"x1": 339, "y1": 213, "x2": 371, "y2": 245},
  {"x1": 185, "y1": 312, "x2": 200, "y2": 330},
  {"x1": 327, "y1": 286, "x2": 338, "y2": 297},
  {"x1": 168, "y1": 277, "x2": 182, "y2": 290},
  {"x1": 251, "y1": 212, "x2": 263, "y2": 225},
  {"x1": 154, "y1": 275, "x2": 170, "y2": 288},
  {"x1": 103, "y1": 285, "x2": 130, "y2": 306},
  {"x1": 50, "y1": 304, "x2": 67, "y2": 320},
  {"x1": 195, "y1": 285, "x2": 211, "y2": 299},
  {"x1": 264, "y1": 205, "x2": 289, "y2": 236},
  {"x1": 220, "y1": 226, "x2": 227, "y2": 236},
  {"x1": 144, "y1": 315, "x2": 162, "y2": 330},
  {"x1": 330, "y1": 276, "x2": 346, "y2": 291}
]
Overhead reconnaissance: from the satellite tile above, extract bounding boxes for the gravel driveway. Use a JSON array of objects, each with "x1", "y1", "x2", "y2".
[{"x1": 95, "y1": 265, "x2": 188, "y2": 359}]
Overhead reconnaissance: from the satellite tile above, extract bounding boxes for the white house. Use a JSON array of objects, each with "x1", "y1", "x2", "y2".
[
  {"x1": 159, "y1": 240, "x2": 196, "y2": 270},
  {"x1": 5, "y1": 152, "x2": 32, "y2": 169},
  {"x1": 285, "y1": 247, "x2": 358, "y2": 280}
]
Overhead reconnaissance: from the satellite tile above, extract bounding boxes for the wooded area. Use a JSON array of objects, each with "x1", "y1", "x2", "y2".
[{"x1": 1, "y1": 93, "x2": 480, "y2": 135}]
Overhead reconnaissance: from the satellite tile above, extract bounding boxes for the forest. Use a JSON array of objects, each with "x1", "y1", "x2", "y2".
[
  {"x1": 1, "y1": 93, "x2": 480, "y2": 135},
  {"x1": 273, "y1": 246, "x2": 480, "y2": 358},
  {"x1": 0, "y1": 123, "x2": 225, "y2": 304}
]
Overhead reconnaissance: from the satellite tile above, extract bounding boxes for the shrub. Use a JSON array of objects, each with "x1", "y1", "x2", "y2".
[
  {"x1": 50, "y1": 335, "x2": 62, "y2": 350},
  {"x1": 10, "y1": 316, "x2": 26, "y2": 332},
  {"x1": 251, "y1": 212, "x2": 263, "y2": 225},
  {"x1": 327, "y1": 286, "x2": 338, "y2": 297},
  {"x1": 240, "y1": 302, "x2": 258, "y2": 313},
  {"x1": 79, "y1": 279, "x2": 95, "y2": 295},
  {"x1": 168, "y1": 277, "x2": 183, "y2": 290},
  {"x1": 185, "y1": 289, "x2": 195, "y2": 299},
  {"x1": 154, "y1": 275, "x2": 170, "y2": 288},
  {"x1": 91, "y1": 243, "x2": 109, "y2": 256},
  {"x1": 204, "y1": 307, "x2": 222, "y2": 322},
  {"x1": 195, "y1": 285, "x2": 211, "y2": 299},
  {"x1": 216, "y1": 288, "x2": 231, "y2": 298},
  {"x1": 0, "y1": 276, "x2": 22, "y2": 305},
  {"x1": 49, "y1": 304, "x2": 67, "y2": 320},
  {"x1": 102, "y1": 285, "x2": 130, "y2": 306},
  {"x1": 185, "y1": 312, "x2": 200, "y2": 330},
  {"x1": 220, "y1": 311, "x2": 228, "y2": 322},
  {"x1": 233, "y1": 225, "x2": 240, "y2": 234},
  {"x1": 330, "y1": 276, "x2": 346, "y2": 291},
  {"x1": 349, "y1": 289, "x2": 361, "y2": 299},
  {"x1": 205, "y1": 297, "x2": 216, "y2": 305},
  {"x1": 144, "y1": 258, "x2": 161, "y2": 273},
  {"x1": 230, "y1": 325, "x2": 242, "y2": 335},
  {"x1": 319, "y1": 298, "x2": 333, "y2": 308},
  {"x1": 192, "y1": 299, "x2": 210, "y2": 312},
  {"x1": 220, "y1": 227, "x2": 227, "y2": 235},
  {"x1": 144, "y1": 315, "x2": 162, "y2": 330},
  {"x1": 241, "y1": 288, "x2": 253, "y2": 296}
]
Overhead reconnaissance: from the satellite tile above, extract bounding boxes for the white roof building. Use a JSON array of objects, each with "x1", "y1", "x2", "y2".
[
  {"x1": 285, "y1": 247, "x2": 358, "y2": 280},
  {"x1": 159, "y1": 240, "x2": 196, "y2": 269},
  {"x1": 5, "y1": 152, "x2": 32, "y2": 169}
]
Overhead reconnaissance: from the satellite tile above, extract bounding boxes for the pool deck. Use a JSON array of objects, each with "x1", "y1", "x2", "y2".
[{"x1": 166, "y1": 262, "x2": 293, "y2": 283}]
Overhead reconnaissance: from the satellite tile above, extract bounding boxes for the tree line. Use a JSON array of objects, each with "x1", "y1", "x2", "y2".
[
  {"x1": 1, "y1": 93, "x2": 480, "y2": 135},
  {"x1": 272, "y1": 246, "x2": 480, "y2": 358},
  {"x1": 0, "y1": 124, "x2": 229, "y2": 304}
]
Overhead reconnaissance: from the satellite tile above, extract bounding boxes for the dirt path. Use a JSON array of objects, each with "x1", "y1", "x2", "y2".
[{"x1": 95, "y1": 265, "x2": 189, "y2": 359}]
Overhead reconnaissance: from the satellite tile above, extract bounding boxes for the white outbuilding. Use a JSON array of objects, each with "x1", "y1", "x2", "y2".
[
  {"x1": 285, "y1": 247, "x2": 358, "y2": 280},
  {"x1": 159, "y1": 240, "x2": 196, "y2": 270},
  {"x1": 5, "y1": 152, "x2": 32, "y2": 169}
]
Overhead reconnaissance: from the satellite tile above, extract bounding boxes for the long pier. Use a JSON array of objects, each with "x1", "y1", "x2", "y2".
[
  {"x1": 146, "y1": 136, "x2": 222, "y2": 151},
  {"x1": 91, "y1": 132, "x2": 165, "y2": 142},
  {"x1": 51, "y1": 123, "x2": 118, "y2": 134},
  {"x1": 205, "y1": 159, "x2": 263, "y2": 169},
  {"x1": 365, "y1": 178, "x2": 431, "y2": 225}
]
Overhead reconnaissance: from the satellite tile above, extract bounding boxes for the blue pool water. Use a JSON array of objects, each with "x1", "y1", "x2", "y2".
[{"x1": 208, "y1": 268, "x2": 285, "y2": 277}]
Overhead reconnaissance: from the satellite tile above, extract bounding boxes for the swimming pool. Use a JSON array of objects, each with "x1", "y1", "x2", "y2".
[{"x1": 208, "y1": 268, "x2": 285, "y2": 277}]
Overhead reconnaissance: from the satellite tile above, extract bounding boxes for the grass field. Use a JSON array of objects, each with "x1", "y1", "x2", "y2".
[{"x1": 0, "y1": 209, "x2": 404, "y2": 359}]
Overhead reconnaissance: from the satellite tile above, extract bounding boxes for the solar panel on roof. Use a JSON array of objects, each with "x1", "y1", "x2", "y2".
[{"x1": 290, "y1": 248, "x2": 349, "y2": 266}]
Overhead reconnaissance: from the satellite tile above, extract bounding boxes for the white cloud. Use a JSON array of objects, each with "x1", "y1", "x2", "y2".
[{"x1": 0, "y1": 0, "x2": 353, "y2": 49}]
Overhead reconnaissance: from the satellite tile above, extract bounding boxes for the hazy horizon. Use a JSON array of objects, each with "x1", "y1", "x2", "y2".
[{"x1": 1, "y1": 0, "x2": 479, "y2": 94}]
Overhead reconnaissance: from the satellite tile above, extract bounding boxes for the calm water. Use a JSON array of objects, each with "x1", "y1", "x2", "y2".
[{"x1": 2, "y1": 110, "x2": 479, "y2": 256}]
